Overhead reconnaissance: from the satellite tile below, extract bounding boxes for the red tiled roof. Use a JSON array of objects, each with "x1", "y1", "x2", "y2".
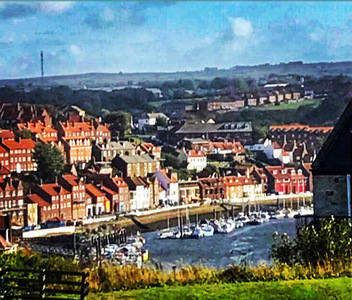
[
  {"x1": 187, "y1": 150, "x2": 205, "y2": 157},
  {"x1": 101, "y1": 186, "x2": 117, "y2": 195},
  {"x1": 1, "y1": 139, "x2": 36, "y2": 150},
  {"x1": 0, "y1": 129, "x2": 15, "y2": 140},
  {"x1": 269, "y1": 124, "x2": 333, "y2": 132},
  {"x1": 61, "y1": 121, "x2": 93, "y2": 133},
  {"x1": 86, "y1": 184, "x2": 105, "y2": 197},
  {"x1": 224, "y1": 176, "x2": 253, "y2": 186},
  {"x1": 113, "y1": 177, "x2": 128, "y2": 187},
  {"x1": 212, "y1": 141, "x2": 245, "y2": 154},
  {"x1": 96, "y1": 124, "x2": 110, "y2": 133},
  {"x1": 61, "y1": 174, "x2": 80, "y2": 186},
  {"x1": 26, "y1": 194, "x2": 50, "y2": 207},
  {"x1": 0, "y1": 145, "x2": 7, "y2": 153},
  {"x1": 141, "y1": 143, "x2": 161, "y2": 153},
  {"x1": 40, "y1": 184, "x2": 70, "y2": 196}
]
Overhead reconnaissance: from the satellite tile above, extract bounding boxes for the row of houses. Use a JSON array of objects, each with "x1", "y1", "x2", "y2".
[
  {"x1": 0, "y1": 159, "x2": 311, "y2": 228},
  {"x1": 207, "y1": 89, "x2": 302, "y2": 111}
]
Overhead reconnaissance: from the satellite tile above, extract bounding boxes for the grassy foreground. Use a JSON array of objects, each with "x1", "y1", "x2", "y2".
[{"x1": 88, "y1": 277, "x2": 352, "y2": 300}]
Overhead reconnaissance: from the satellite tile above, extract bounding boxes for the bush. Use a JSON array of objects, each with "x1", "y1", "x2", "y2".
[{"x1": 272, "y1": 218, "x2": 352, "y2": 267}]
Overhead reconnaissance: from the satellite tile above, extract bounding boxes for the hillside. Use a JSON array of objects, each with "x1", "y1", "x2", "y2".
[{"x1": 2, "y1": 61, "x2": 352, "y2": 89}]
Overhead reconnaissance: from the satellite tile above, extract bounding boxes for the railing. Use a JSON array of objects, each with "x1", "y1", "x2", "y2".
[{"x1": 0, "y1": 268, "x2": 89, "y2": 300}]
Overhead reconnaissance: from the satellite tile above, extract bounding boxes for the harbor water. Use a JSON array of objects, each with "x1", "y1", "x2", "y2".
[{"x1": 144, "y1": 218, "x2": 296, "y2": 270}]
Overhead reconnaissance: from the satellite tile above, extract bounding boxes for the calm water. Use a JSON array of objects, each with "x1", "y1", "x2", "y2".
[{"x1": 144, "y1": 219, "x2": 296, "y2": 270}]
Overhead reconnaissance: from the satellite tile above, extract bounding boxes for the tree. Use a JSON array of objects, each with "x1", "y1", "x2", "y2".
[
  {"x1": 33, "y1": 143, "x2": 65, "y2": 183},
  {"x1": 15, "y1": 129, "x2": 32, "y2": 139},
  {"x1": 103, "y1": 111, "x2": 131, "y2": 138},
  {"x1": 156, "y1": 116, "x2": 168, "y2": 127}
]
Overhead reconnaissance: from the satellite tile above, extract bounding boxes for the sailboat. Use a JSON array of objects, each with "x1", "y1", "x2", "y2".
[{"x1": 158, "y1": 214, "x2": 174, "y2": 239}]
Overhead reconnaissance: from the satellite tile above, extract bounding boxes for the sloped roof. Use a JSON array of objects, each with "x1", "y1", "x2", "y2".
[
  {"x1": 26, "y1": 194, "x2": 50, "y2": 207},
  {"x1": 312, "y1": 100, "x2": 352, "y2": 174},
  {"x1": 40, "y1": 184, "x2": 70, "y2": 196},
  {"x1": 0, "y1": 129, "x2": 15, "y2": 140},
  {"x1": 1, "y1": 139, "x2": 36, "y2": 150},
  {"x1": 86, "y1": 184, "x2": 105, "y2": 197}
]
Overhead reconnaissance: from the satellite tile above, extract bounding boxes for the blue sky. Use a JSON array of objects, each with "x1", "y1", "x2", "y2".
[{"x1": 0, "y1": 1, "x2": 352, "y2": 79}]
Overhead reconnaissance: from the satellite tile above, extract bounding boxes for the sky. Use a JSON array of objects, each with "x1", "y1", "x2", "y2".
[{"x1": 0, "y1": 1, "x2": 352, "y2": 79}]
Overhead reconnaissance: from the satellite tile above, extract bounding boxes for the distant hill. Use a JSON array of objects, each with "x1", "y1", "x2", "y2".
[{"x1": 2, "y1": 61, "x2": 352, "y2": 89}]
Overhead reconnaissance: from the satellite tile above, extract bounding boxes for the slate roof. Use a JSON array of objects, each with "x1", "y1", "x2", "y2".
[{"x1": 176, "y1": 122, "x2": 252, "y2": 134}]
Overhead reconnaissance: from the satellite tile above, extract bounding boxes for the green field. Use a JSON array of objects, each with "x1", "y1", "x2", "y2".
[
  {"x1": 255, "y1": 99, "x2": 322, "y2": 111},
  {"x1": 88, "y1": 277, "x2": 352, "y2": 300}
]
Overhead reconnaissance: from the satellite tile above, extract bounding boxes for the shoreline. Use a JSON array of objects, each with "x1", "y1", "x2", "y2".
[{"x1": 117, "y1": 204, "x2": 225, "y2": 234}]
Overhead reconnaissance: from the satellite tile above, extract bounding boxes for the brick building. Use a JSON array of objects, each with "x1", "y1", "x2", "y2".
[
  {"x1": 198, "y1": 176, "x2": 224, "y2": 202},
  {"x1": 0, "y1": 138, "x2": 36, "y2": 172},
  {"x1": 113, "y1": 153, "x2": 160, "y2": 177},
  {"x1": 0, "y1": 178, "x2": 25, "y2": 226},
  {"x1": 58, "y1": 174, "x2": 88, "y2": 220},
  {"x1": 17, "y1": 121, "x2": 58, "y2": 143},
  {"x1": 25, "y1": 183, "x2": 72, "y2": 223}
]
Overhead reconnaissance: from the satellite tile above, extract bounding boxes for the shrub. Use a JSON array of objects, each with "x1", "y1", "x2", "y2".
[{"x1": 272, "y1": 218, "x2": 352, "y2": 267}]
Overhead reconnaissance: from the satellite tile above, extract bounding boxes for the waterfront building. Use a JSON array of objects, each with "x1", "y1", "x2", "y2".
[
  {"x1": 198, "y1": 176, "x2": 224, "y2": 202},
  {"x1": 125, "y1": 177, "x2": 150, "y2": 210},
  {"x1": 153, "y1": 169, "x2": 179, "y2": 205},
  {"x1": 58, "y1": 174, "x2": 88, "y2": 220},
  {"x1": 25, "y1": 183, "x2": 72, "y2": 223},
  {"x1": 85, "y1": 184, "x2": 107, "y2": 215},
  {"x1": 265, "y1": 166, "x2": 307, "y2": 194},
  {"x1": 179, "y1": 180, "x2": 200, "y2": 203}
]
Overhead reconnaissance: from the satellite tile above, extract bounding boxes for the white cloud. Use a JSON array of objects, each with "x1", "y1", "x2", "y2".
[
  {"x1": 229, "y1": 17, "x2": 253, "y2": 37},
  {"x1": 39, "y1": 2, "x2": 74, "y2": 14},
  {"x1": 70, "y1": 45, "x2": 83, "y2": 56}
]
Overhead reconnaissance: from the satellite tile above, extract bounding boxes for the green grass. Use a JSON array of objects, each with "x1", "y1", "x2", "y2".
[
  {"x1": 88, "y1": 277, "x2": 352, "y2": 300},
  {"x1": 255, "y1": 99, "x2": 321, "y2": 111}
]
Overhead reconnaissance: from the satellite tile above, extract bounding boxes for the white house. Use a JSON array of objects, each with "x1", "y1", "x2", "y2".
[
  {"x1": 186, "y1": 150, "x2": 207, "y2": 172},
  {"x1": 125, "y1": 177, "x2": 150, "y2": 210},
  {"x1": 245, "y1": 139, "x2": 274, "y2": 160},
  {"x1": 154, "y1": 169, "x2": 179, "y2": 205},
  {"x1": 138, "y1": 113, "x2": 169, "y2": 133}
]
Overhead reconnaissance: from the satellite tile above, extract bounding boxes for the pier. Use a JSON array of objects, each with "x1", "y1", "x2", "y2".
[{"x1": 221, "y1": 192, "x2": 313, "y2": 214}]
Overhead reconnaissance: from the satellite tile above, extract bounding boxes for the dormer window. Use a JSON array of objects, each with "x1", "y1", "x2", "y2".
[
  {"x1": 273, "y1": 170, "x2": 278, "y2": 175},
  {"x1": 291, "y1": 170, "x2": 296, "y2": 175},
  {"x1": 298, "y1": 169, "x2": 302, "y2": 175},
  {"x1": 282, "y1": 170, "x2": 287, "y2": 174}
]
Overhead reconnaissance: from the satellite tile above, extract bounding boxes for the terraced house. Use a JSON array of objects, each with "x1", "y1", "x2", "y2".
[{"x1": 0, "y1": 138, "x2": 36, "y2": 173}]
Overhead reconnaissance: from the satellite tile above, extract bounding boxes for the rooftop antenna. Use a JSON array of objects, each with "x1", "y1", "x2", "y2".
[{"x1": 40, "y1": 50, "x2": 44, "y2": 81}]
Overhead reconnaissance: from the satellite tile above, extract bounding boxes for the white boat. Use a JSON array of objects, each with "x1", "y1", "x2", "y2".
[
  {"x1": 294, "y1": 206, "x2": 314, "y2": 217},
  {"x1": 200, "y1": 224, "x2": 214, "y2": 236},
  {"x1": 158, "y1": 229, "x2": 175, "y2": 239}
]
